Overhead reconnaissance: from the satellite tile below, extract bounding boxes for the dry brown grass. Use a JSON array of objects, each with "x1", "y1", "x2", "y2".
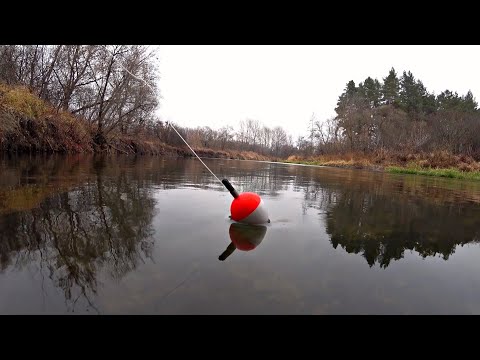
[
  {"x1": 0, "y1": 84, "x2": 274, "y2": 160},
  {"x1": 102, "y1": 136, "x2": 273, "y2": 160},
  {"x1": 0, "y1": 83, "x2": 93, "y2": 153},
  {"x1": 180, "y1": 147, "x2": 271, "y2": 161},
  {"x1": 286, "y1": 150, "x2": 480, "y2": 173}
]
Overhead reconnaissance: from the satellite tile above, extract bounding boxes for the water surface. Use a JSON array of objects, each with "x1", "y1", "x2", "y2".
[{"x1": 1, "y1": 155, "x2": 480, "y2": 314}]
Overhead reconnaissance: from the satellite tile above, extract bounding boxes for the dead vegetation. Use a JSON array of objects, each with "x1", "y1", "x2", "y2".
[
  {"x1": 287, "y1": 149, "x2": 480, "y2": 172},
  {"x1": 0, "y1": 84, "x2": 272, "y2": 161},
  {"x1": 0, "y1": 84, "x2": 92, "y2": 153}
]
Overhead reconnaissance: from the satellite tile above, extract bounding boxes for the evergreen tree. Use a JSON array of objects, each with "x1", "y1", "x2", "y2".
[
  {"x1": 461, "y1": 90, "x2": 478, "y2": 112},
  {"x1": 357, "y1": 81, "x2": 365, "y2": 98},
  {"x1": 335, "y1": 80, "x2": 358, "y2": 115},
  {"x1": 346, "y1": 80, "x2": 356, "y2": 96},
  {"x1": 399, "y1": 71, "x2": 424, "y2": 115},
  {"x1": 423, "y1": 92, "x2": 437, "y2": 114},
  {"x1": 382, "y1": 67, "x2": 400, "y2": 105},
  {"x1": 437, "y1": 90, "x2": 478, "y2": 112},
  {"x1": 363, "y1": 77, "x2": 381, "y2": 108},
  {"x1": 437, "y1": 90, "x2": 462, "y2": 111}
]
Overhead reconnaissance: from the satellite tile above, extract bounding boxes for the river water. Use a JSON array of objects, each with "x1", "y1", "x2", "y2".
[{"x1": 1, "y1": 155, "x2": 480, "y2": 314}]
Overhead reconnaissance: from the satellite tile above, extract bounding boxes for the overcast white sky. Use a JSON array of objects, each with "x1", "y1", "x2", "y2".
[{"x1": 155, "y1": 45, "x2": 480, "y2": 140}]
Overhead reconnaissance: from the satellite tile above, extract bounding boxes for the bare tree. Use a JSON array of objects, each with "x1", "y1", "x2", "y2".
[
  {"x1": 271, "y1": 126, "x2": 288, "y2": 156},
  {"x1": 246, "y1": 118, "x2": 261, "y2": 147},
  {"x1": 52, "y1": 45, "x2": 96, "y2": 110},
  {"x1": 260, "y1": 126, "x2": 272, "y2": 150},
  {"x1": 217, "y1": 126, "x2": 234, "y2": 150}
]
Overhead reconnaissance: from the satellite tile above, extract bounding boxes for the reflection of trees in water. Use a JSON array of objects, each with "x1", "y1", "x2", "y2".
[
  {"x1": 3, "y1": 155, "x2": 480, "y2": 282},
  {"x1": 0, "y1": 154, "x2": 86, "y2": 187},
  {"x1": 0, "y1": 155, "x2": 296, "y2": 312},
  {"x1": 0, "y1": 157, "x2": 156, "y2": 312},
  {"x1": 157, "y1": 159, "x2": 294, "y2": 197},
  {"x1": 301, "y1": 183, "x2": 335, "y2": 215},
  {"x1": 94, "y1": 157, "x2": 293, "y2": 196},
  {"x1": 112, "y1": 157, "x2": 300, "y2": 196},
  {"x1": 229, "y1": 163, "x2": 292, "y2": 196},
  {"x1": 302, "y1": 171, "x2": 480, "y2": 268}
]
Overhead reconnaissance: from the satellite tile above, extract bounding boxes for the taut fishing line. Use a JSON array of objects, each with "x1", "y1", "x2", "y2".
[
  {"x1": 102, "y1": 45, "x2": 223, "y2": 185},
  {"x1": 102, "y1": 45, "x2": 270, "y2": 225}
]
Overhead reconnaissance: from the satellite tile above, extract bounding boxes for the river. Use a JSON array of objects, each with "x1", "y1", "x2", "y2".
[{"x1": 1, "y1": 155, "x2": 480, "y2": 314}]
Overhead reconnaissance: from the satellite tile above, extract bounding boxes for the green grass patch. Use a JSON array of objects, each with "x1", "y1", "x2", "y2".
[
  {"x1": 284, "y1": 160, "x2": 322, "y2": 166},
  {"x1": 387, "y1": 166, "x2": 480, "y2": 181}
]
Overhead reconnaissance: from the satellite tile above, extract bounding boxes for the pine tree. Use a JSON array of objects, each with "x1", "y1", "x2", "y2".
[
  {"x1": 437, "y1": 90, "x2": 461, "y2": 111},
  {"x1": 399, "y1": 71, "x2": 424, "y2": 115},
  {"x1": 355, "y1": 81, "x2": 365, "y2": 101},
  {"x1": 382, "y1": 67, "x2": 400, "y2": 105},
  {"x1": 346, "y1": 80, "x2": 356, "y2": 96},
  {"x1": 363, "y1": 77, "x2": 381, "y2": 108},
  {"x1": 374, "y1": 79, "x2": 382, "y2": 104},
  {"x1": 335, "y1": 80, "x2": 357, "y2": 115},
  {"x1": 461, "y1": 90, "x2": 478, "y2": 112},
  {"x1": 423, "y1": 92, "x2": 437, "y2": 114},
  {"x1": 437, "y1": 90, "x2": 478, "y2": 112}
]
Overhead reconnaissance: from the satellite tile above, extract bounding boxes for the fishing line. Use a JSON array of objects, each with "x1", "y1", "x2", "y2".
[
  {"x1": 167, "y1": 122, "x2": 223, "y2": 184},
  {"x1": 101, "y1": 45, "x2": 224, "y2": 186}
]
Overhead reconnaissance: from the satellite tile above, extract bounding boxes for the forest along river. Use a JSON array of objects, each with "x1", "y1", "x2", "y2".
[{"x1": 1, "y1": 154, "x2": 480, "y2": 314}]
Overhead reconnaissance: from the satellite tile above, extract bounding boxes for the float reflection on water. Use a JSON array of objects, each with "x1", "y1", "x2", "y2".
[{"x1": 218, "y1": 223, "x2": 268, "y2": 261}]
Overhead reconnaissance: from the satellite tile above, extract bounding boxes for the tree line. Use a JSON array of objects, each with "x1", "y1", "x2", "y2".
[
  {"x1": 3, "y1": 47, "x2": 477, "y2": 160},
  {"x1": 0, "y1": 45, "x2": 297, "y2": 156},
  {"x1": 301, "y1": 68, "x2": 480, "y2": 159},
  {"x1": 159, "y1": 118, "x2": 296, "y2": 157}
]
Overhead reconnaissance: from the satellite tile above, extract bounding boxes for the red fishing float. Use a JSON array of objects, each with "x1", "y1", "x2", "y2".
[
  {"x1": 165, "y1": 122, "x2": 270, "y2": 225},
  {"x1": 222, "y1": 179, "x2": 270, "y2": 225}
]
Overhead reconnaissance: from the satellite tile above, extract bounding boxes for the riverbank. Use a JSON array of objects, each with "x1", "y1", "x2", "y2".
[
  {"x1": 4, "y1": 83, "x2": 480, "y2": 180},
  {"x1": 0, "y1": 84, "x2": 271, "y2": 161},
  {"x1": 386, "y1": 166, "x2": 480, "y2": 180},
  {"x1": 285, "y1": 151, "x2": 480, "y2": 180}
]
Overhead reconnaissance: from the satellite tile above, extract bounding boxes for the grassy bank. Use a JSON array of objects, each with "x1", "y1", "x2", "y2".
[
  {"x1": 0, "y1": 83, "x2": 91, "y2": 153},
  {"x1": 103, "y1": 135, "x2": 271, "y2": 160},
  {"x1": 285, "y1": 151, "x2": 480, "y2": 181},
  {"x1": 5, "y1": 83, "x2": 480, "y2": 179},
  {"x1": 0, "y1": 84, "x2": 270, "y2": 161},
  {"x1": 386, "y1": 166, "x2": 480, "y2": 180}
]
